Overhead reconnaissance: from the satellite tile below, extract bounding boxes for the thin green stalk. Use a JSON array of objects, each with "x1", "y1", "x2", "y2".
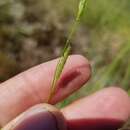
[
  {"x1": 85, "y1": 41, "x2": 130, "y2": 95},
  {"x1": 121, "y1": 60, "x2": 130, "y2": 91},
  {"x1": 47, "y1": 0, "x2": 87, "y2": 102}
]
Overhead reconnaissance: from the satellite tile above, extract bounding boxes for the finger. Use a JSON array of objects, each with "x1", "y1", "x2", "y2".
[
  {"x1": 0, "y1": 55, "x2": 91, "y2": 126},
  {"x1": 2, "y1": 104, "x2": 67, "y2": 130},
  {"x1": 2, "y1": 87, "x2": 129, "y2": 130},
  {"x1": 62, "y1": 87, "x2": 130, "y2": 130}
]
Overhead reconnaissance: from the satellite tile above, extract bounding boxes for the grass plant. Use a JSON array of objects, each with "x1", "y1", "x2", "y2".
[{"x1": 47, "y1": 0, "x2": 87, "y2": 102}]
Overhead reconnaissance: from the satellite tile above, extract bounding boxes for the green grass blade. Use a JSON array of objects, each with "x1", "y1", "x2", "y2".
[
  {"x1": 47, "y1": 0, "x2": 87, "y2": 102},
  {"x1": 85, "y1": 41, "x2": 130, "y2": 95},
  {"x1": 121, "y1": 60, "x2": 130, "y2": 91}
]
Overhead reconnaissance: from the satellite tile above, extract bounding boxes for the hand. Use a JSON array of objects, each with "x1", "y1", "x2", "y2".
[{"x1": 0, "y1": 55, "x2": 130, "y2": 130}]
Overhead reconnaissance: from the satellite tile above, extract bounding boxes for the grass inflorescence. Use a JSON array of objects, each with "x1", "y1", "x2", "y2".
[{"x1": 47, "y1": 0, "x2": 87, "y2": 102}]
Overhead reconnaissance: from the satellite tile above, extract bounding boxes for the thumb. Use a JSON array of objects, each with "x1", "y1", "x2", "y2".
[{"x1": 2, "y1": 104, "x2": 67, "y2": 130}]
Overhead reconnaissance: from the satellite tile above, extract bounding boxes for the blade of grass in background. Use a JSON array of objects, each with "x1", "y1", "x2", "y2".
[
  {"x1": 85, "y1": 41, "x2": 130, "y2": 95},
  {"x1": 121, "y1": 60, "x2": 130, "y2": 91},
  {"x1": 47, "y1": 0, "x2": 87, "y2": 102}
]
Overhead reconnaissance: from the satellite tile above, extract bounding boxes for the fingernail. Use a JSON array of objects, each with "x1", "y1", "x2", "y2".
[{"x1": 12, "y1": 104, "x2": 67, "y2": 130}]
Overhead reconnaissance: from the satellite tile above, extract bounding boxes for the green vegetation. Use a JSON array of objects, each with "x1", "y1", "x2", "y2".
[
  {"x1": 48, "y1": 0, "x2": 87, "y2": 102},
  {"x1": 0, "y1": 0, "x2": 130, "y2": 107}
]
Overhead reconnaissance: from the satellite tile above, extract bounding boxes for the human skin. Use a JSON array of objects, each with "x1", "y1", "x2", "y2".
[{"x1": 0, "y1": 55, "x2": 130, "y2": 130}]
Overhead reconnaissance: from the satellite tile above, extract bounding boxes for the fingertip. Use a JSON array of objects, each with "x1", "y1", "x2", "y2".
[
  {"x1": 62, "y1": 87, "x2": 130, "y2": 121},
  {"x1": 50, "y1": 55, "x2": 91, "y2": 104},
  {"x1": 2, "y1": 104, "x2": 67, "y2": 130}
]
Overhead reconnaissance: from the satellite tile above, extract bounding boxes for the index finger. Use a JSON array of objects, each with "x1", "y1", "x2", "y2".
[{"x1": 0, "y1": 55, "x2": 91, "y2": 126}]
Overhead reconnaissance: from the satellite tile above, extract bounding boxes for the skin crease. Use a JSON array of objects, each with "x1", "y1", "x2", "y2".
[{"x1": 0, "y1": 55, "x2": 130, "y2": 130}]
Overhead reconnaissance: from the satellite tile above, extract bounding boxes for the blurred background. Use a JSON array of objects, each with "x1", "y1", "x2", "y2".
[{"x1": 0, "y1": 0, "x2": 130, "y2": 106}]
